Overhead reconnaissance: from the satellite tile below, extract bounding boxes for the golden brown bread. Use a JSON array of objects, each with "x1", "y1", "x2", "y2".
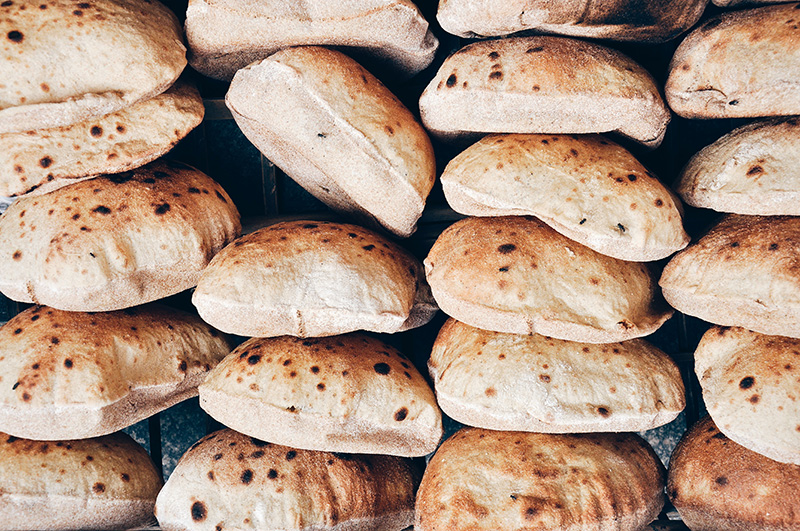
[
  {"x1": 694, "y1": 326, "x2": 800, "y2": 465},
  {"x1": 192, "y1": 220, "x2": 437, "y2": 338},
  {"x1": 440, "y1": 133, "x2": 688, "y2": 261},
  {"x1": 186, "y1": 0, "x2": 438, "y2": 80},
  {"x1": 419, "y1": 36, "x2": 670, "y2": 147},
  {"x1": 199, "y1": 334, "x2": 442, "y2": 456},
  {"x1": 0, "y1": 160, "x2": 241, "y2": 311},
  {"x1": 424, "y1": 216, "x2": 673, "y2": 343},
  {"x1": 668, "y1": 416, "x2": 800, "y2": 531},
  {"x1": 416, "y1": 428, "x2": 665, "y2": 531},
  {"x1": 660, "y1": 214, "x2": 800, "y2": 338},
  {"x1": 0, "y1": 0, "x2": 186, "y2": 134},
  {"x1": 429, "y1": 318, "x2": 685, "y2": 433},
  {"x1": 0, "y1": 80, "x2": 204, "y2": 198},
  {"x1": 0, "y1": 304, "x2": 231, "y2": 441},
  {"x1": 1, "y1": 431, "x2": 162, "y2": 531},
  {"x1": 666, "y1": 3, "x2": 800, "y2": 119},
  {"x1": 155, "y1": 428, "x2": 421, "y2": 531}
]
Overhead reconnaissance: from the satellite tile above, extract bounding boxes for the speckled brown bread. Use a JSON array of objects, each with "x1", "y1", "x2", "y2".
[
  {"x1": 666, "y1": 3, "x2": 800, "y2": 119},
  {"x1": 440, "y1": 133, "x2": 688, "y2": 261},
  {"x1": 424, "y1": 216, "x2": 673, "y2": 343},
  {"x1": 0, "y1": 304, "x2": 231, "y2": 441},
  {"x1": 668, "y1": 416, "x2": 800, "y2": 531},
  {"x1": 659, "y1": 214, "x2": 800, "y2": 338},
  {"x1": 416, "y1": 428, "x2": 665, "y2": 531},
  {"x1": 0, "y1": 80, "x2": 204, "y2": 198},
  {"x1": 226, "y1": 47, "x2": 436, "y2": 237},
  {"x1": 192, "y1": 220, "x2": 437, "y2": 338},
  {"x1": 1, "y1": 431, "x2": 162, "y2": 531},
  {"x1": 155, "y1": 429, "x2": 420, "y2": 531},
  {"x1": 694, "y1": 326, "x2": 800, "y2": 465},
  {"x1": 437, "y1": 0, "x2": 708, "y2": 42},
  {"x1": 429, "y1": 318, "x2": 685, "y2": 433},
  {"x1": 199, "y1": 334, "x2": 442, "y2": 456},
  {"x1": 185, "y1": 0, "x2": 438, "y2": 81},
  {"x1": 418, "y1": 36, "x2": 670, "y2": 147},
  {"x1": 0, "y1": 160, "x2": 241, "y2": 312},
  {"x1": 0, "y1": 0, "x2": 186, "y2": 134},
  {"x1": 677, "y1": 117, "x2": 800, "y2": 215}
]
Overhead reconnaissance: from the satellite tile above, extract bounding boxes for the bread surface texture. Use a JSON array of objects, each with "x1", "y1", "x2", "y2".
[
  {"x1": 429, "y1": 318, "x2": 684, "y2": 433},
  {"x1": 436, "y1": 0, "x2": 708, "y2": 41},
  {"x1": 155, "y1": 428, "x2": 419, "y2": 531},
  {"x1": 694, "y1": 326, "x2": 800, "y2": 465},
  {"x1": 0, "y1": 304, "x2": 231, "y2": 440},
  {"x1": 0, "y1": 431, "x2": 162, "y2": 531},
  {"x1": 192, "y1": 220, "x2": 437, "y2": 338},
  {"x1": 0, "y1": 160, "x2": 241, "y2": 311},
  {"x1": 659, "y1": 214, "x2": 800, "y2": 338},
  {"x1": 424, "y1": 216, "x2": 672, "y2": 343},
  {"x1": 677, "y1": 116, "x2": 800, "y2": 215},
  {"x1": 226, "y1": 47, "x2": 435, "y2": 237},
  {"x1": 418, "y1": 36, "x2": 670, "y2": 147},
  {"x1": 186, "y1": 0, "x2": 438, "y2": 80},
  {"x1": 0, "y1": 81, "x2": 204, "y2": 198},
  {"x1": 416, "y1": 427, "x2": 665, "y2": 531},
  {"x1": 441, "y1": 133, "x2": 688, "y2": 261},
  {"x1": 668, "y1": 416, "x2": 800, "y2": 531},
  {"x1": 666, "y1": 3, "x2": 800, "y2": 118},
  {"x1": 199, "y1": 334, "x2": 442, "y2": 456},
  {"x1": 0, "y1": 0, "x2": 186, "y2": 134}
]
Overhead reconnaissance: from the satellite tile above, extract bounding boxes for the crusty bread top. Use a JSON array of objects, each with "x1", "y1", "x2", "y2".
[
  {"x1": 666, "y1": 3, "x2": 800, "y2": 119},
  {"x1": 424, "y1": 216, "x2": 673, "y2": 343},
  {"x1": 155, "y1": 428, "x2": 420, "y2": 531},
  {"x1": 0, "y1": 0, "x2": 186, "y2": 134},
  {"x1": 677, "y1": 116, "x2": 800, "y2": 215},
  {"x1": 437, "y1": 0, "x2": 708, "y2": 42},
  {"x1": 0, "y1": 160, "x2": 241, "y2": 312},
  {"x1": 440, "y1": 133, "x2": 688, "y2": 261},
  {"x1": 668, "y1": 416, "x2": 800, "y2": 530},
  {"x1": 0, "y1": 80, "x2": 205, "y2": 198},
  {"x1": 0, "y1": 431, "x2": 161, "y2": 501},
  {"x1": 0, "y1": 304, "x2": 230, "y2": 410},
  {"x1": 192, "y1": 220, "x2": 436, "y2": 338},
  {"x1": 416, "y1": 428, "x2": 665, "y2": 531},
  {"x1": 429, "y1": 318, "x2": 685, "y2": 432},
  {"x1": 659, "y1": 214, "x2": 800, "y2": 335},
  {"x1": 186, "y1": 0, "x2": 438, "y2": 80},
  {"x1": 419, "y1": 36, "x2": 670, "y2": 147},
  {"x1": 694, "y1": 326, "x2": 800, "y2": 465}
]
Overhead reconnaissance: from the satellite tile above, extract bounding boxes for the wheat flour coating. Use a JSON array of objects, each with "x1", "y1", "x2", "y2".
[
  {"x1": 694, "y1": 326, "x2": 800, "y2": 465},
  {"x1": 0, "y1": 160, "x2": 241, "y2": 312},
  {"x1": 660, "y1": 214, "x2": 800, "y2": 338},
  {"x1": 226, "y1": 47, "x2": 435, "y2": 237},
  {"x1": 0, "y1": 431, "x2": 162, "y2": 531},
  {"x1": 192, "y1": 220, "x2": 437, "y2": 338},
  {"x1": 666, "y1": 3, "x2": 800, "y2": 118},
  {"x1": 668, "y1": 416, "x2": 800, "y2": 531},
  {"x1": 0, "y1": 0, "x2": 186, "y2": 134},
  {"x1": 429, "y1": 318, "x2": 685, "y2": 433},
  {"x1": 424, "y1": 216, "x2": 673, "y2": 343},
  {"x1": 441, "y1": 133, "x2": 688, "y2": 261},
  {"x1": 416, "y1": 428, "x2": 665, "y2": 531},
  {"x1": 677, "y1": 116, "x2": 800, "y2": 215},
  {"x1": 419, "y1": 36, "x2": 670, "y2": 147},
  {"x1": 185, "y1": 0, "x2": 438, "y2": 80},
  {"x1": 437, "y1": 0, "x2": 708, "y2": 42},
  {"x1": 0, "y1": 80, "x2": 204, "y2": 198},
  {"x1": 0, "y1": 304, "x2": 231, "y2": 440},
  {"x1": 155, "y1": 429, "x2": 420, "y2": 531},
  {"x1": 199, "y1": 334, "x2": 441, "y2": 456}
]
